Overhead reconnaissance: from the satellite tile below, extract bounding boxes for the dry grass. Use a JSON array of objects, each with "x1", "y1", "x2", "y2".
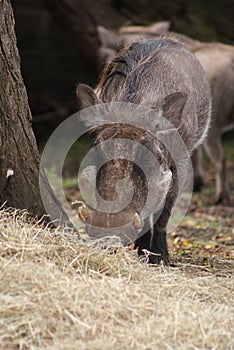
[{"x1": 0, "y1": 208, "x2": 233, "y2": 350}]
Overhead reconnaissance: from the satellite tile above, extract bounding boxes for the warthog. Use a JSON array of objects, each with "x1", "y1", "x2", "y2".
[
  {"x1": 98, "y1": 25, "x2": 234, "y2": 203},
  {"x1": 97, "y1": 21, "x2": 171, "y2": 66},
  {"x1": 97, "y1": 23, "x2": 199, "y2": 66},
  {"x1": 191, "y1": 42, "x2": 234, "y2": 203},
  {"x1": 76, "y1": 39, "x2": 211, "y2": 265}
]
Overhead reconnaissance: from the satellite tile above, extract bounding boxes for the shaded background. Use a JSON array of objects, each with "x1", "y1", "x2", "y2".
[{"x1": 12, "y1": 0, "x2": 234, "y2": 143}]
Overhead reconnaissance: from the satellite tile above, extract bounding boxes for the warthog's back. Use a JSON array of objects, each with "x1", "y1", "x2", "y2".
[{"x1": 97, "y1": 39, "x2": 211, "y2": 151}]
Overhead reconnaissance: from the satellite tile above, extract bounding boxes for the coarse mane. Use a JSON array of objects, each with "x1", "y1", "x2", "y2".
[
  {"x1": 95, "y1": 123, "x2": 149, "y2": 143},
  {"x1": 94, "y1": 122, "x2": 167, "y2": 169}
]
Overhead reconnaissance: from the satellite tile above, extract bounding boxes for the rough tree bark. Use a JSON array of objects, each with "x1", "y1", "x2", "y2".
[{"x1": 0, "y1": 0, "x2": 76, "y2": 231}]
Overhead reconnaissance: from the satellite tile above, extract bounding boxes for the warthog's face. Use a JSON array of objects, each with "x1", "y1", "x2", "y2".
[
  {"x1": 74, "y1": 136, "x2": 173, "y2": 244},
  {"x1": 74, "y1": 84, "x2": 187, "y2": 243},
  {"x1": 73, "y1": 141, "x2": 154, "y2": 244}
]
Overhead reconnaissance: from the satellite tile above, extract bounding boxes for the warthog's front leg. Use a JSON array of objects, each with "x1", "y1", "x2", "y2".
[
  {"x1": 148, "y1": 211, "x2": 170, "y2": 266},
  {"x1": 135, "y1": 166, "x2": 178, "y2": 266},
  {"x1": 134, "y1": 228, "x2": 151, "y2": 256},
  {"x1": 135, "y1": 224, "x2": 170, "y2": 266},
  {"x1": 149, "y1": 166, "x2": 178, "y2": 265},
  {"x1": 134, "y1": 217, "x2": 170, "y2": 265}
]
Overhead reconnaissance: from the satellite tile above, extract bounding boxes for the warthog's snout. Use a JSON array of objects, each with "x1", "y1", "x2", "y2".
[{"x1": 72, "y1": 200, "x2": 143, "y2": 244}]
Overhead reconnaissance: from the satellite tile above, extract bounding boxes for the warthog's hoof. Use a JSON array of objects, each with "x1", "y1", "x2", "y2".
[
  {"x1": 147, "y1": 250, "x2": 170, "y2": 266},
  {"x1": 138, "y1": 247, "x2": 170, "y2": 266}
]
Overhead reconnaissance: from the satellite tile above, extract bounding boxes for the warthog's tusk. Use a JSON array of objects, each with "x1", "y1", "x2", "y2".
[
  {"x1": 133, "y1": 212, "x2": 143, "y2": 233},
  {"x1": 72, "y1": 201, "x2": 90, "y2": 223}
]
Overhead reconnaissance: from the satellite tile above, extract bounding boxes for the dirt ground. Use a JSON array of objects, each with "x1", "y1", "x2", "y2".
[
  {"x1": 168, "y1": 156, "x2": 234, "y2": 277},
  {"x1": 64, "y1": 138, "x2": 234, "y2": 278}
]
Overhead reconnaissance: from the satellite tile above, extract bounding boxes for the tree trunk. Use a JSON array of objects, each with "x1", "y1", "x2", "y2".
[{"x1": 0, "y1": 0, "x2": 76, "y2": 231}]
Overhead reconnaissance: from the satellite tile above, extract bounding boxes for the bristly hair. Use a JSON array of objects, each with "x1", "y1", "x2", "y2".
[
  {"x1": 95, "y1": 123, "x2": 148, "y2": 143},
  {"x1": 96, "y1": 39, "x2": 181, "y2": 103}
]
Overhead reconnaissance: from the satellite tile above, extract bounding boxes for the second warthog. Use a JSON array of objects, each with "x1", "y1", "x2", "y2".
[{"x1": 75, "y1": 39, "x2": 211, "y2": 264}]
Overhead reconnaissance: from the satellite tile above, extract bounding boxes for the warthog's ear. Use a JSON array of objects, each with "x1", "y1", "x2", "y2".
[
  {"x1": 76, "y1": 84, "x2": 100, "y2": 110},
  {"x1": 97, "y1": 25, "x2": 120, "y2": 49},
  {"x1": 148, "y1": 21, "x2": 170, "y2": 34},
  {"x1": 162, "y1": 92, "x2": 187, "y2": 128},
  {"x1": 118, "y1": 21, "x2": 170, "y2": 35}
]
